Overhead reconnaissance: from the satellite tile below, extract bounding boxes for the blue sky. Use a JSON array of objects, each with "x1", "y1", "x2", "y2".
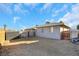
[{"x1": 0, "y1": 3, "x2": 79, "y2": 30}]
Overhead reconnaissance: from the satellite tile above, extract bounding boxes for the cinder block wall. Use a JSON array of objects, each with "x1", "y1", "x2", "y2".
[
  {"x1": 0, "y1": 29, "x2": 5, "y2": 44},
  {"x1": 6, "y1": 31, "x2": 19, "y2": 40}
]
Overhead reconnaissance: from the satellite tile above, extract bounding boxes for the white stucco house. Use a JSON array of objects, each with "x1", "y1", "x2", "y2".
[
  {"x1": 6, "y1": 22, "x2": 71, "y2": 40},
  {"x1": 5, "y1": 22, "x2": 79, "y2": 40},
  {"x1": 35, "y1": 22, "x2": 70, "y2": 40},
  {"x1": 21, "y1": 22, "x2": 70, "y2": 40},
  {"x1": 16, "y1": 21, "x2": 79, "y2": 40}
]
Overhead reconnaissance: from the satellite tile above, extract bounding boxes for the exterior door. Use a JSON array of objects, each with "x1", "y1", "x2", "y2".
[
  {"x1": 33, "y1": 31, "x2": 36, "y2": 37},
  {"x1": 28, "y1": 32, "x2": 29, "y2": 37},
  {"x1": 61, "y1": 31, "x2": 70, "y2": 40}
]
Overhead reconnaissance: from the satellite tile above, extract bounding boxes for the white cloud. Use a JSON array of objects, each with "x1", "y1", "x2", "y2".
[
  {"x1": 14, "y1": 4, "x2": 29, "y2": 15},
  {"x1": 14, "y1": 4, "x2": 22, "y2": 12},
  {"x1": 58, "y1": 5, "x2": 67, "y2": 12},
  {"x1": 24, "y1": 3, "x2": 39, "y2": 11},
  {"x1": 20, "y1": 25, "x2": 26, "y2": 30},
  {"x1": 24, "y1": 3, "x2": 38, "y2": 8},
  {"x1": 52, "y1": 4, "x2": 68, "y2": 17},
  {"x1": 58, "y1": 4, "x2": 79, "y2": 29},
  {"x1": 45, "y1": 19, "x2": 57, "y2": 23},
  {"x1": 40, "y1": 3, "x2": 52, "y2": 12},
  {"x1": 0, "y1": 4, "x2": 13, "y2": 14},
  {"x1": 13, "y1": 16, "x2": 20, "y2": 24}
]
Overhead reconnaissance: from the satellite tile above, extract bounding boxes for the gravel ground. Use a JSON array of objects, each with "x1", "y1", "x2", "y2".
[{"x1": 0, "y1": 37, "x2": 79, "y2": 56}]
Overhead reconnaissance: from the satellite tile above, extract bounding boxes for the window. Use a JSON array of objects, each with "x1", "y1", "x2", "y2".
[
  {"x1": 49, "y1": 27, "x2": 53, "y2": 32},
  {"x1": 51, "y1": 27, "x2": 53, "y2": 32},
  {"x1": 49, "y1": 27, "x2": 51, "y2": 32},
  {"x1": 41, "y1": 28, "x2": 44, "y2": 32}
]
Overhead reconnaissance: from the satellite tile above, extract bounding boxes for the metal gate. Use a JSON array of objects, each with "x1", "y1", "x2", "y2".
[{"x1": 61, "y1": 31, "x2": 70, "y2": 40}]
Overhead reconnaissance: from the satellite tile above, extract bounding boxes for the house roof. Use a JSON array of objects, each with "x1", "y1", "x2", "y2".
[
  {"x1": 23, "y1": 22, "x2": 70, "y2": 31},
  {"x1": 24, "y1": 27, "x2": 35, "y2": 32},
  {"x1": 35, "y1": 22, "x2": 70, "y2": 29}
]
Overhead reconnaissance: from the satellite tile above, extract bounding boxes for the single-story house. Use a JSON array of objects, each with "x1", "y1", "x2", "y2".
[
  {"x1": 35, "y1": 22, "x2": 70, "y2": 40},
  {"x1": 21, "y1": 23, "x2": 79, "y2": 40},
  {"x1": 0, "y1": 22, "x2": 70, "y2": 42}
]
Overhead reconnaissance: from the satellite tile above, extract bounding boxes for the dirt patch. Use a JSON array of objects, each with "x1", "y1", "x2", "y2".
[{"x1": 0, "y1": 37, "x2": 79, "y2": 56}]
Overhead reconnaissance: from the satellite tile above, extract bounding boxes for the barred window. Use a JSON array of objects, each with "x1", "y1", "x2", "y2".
[
  {"x1": 41, "y1": 28, "x2": 44, "y2": 32},
  {"x1": 49, "y1": 27, "x2": 53, "y2": 32}
]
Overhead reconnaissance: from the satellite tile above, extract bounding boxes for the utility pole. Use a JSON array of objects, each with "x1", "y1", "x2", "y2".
[{"x1": 4, "y1": 24, "x2": 6, "y2": 40}]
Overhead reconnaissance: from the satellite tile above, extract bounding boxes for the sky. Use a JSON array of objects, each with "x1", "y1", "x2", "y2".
[{"x1": 0, "y1": 3, "x2": 79, "y2": 30}]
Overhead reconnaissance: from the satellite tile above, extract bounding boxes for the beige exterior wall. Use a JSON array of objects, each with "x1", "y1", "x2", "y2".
[
  {"x1": 60, "y1": 27, "x2": 69, "y2": 32},
  {"x1": 0, "y1": 29, "x2": 5, "y2": 44}
]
